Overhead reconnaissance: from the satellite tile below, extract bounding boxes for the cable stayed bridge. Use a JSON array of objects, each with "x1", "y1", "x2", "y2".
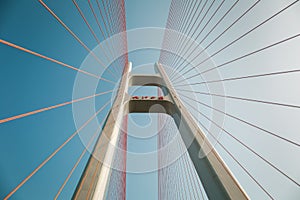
[{"x1": 0, "y1": 0, "x2": 300, "y2": 199}]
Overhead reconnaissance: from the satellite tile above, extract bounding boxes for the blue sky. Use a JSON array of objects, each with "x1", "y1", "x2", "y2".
[{"x1": 124, "y1": 1, "x2": 171, "y2": 199}]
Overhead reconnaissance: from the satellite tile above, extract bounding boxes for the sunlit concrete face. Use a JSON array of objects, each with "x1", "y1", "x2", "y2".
[{"x1": 74, "y1": 62, "x2": 247, "y2": 200}]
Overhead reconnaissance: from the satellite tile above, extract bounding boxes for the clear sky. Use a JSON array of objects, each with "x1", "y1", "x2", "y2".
[
  {"x1": 125, "y1": 1, "x2": 170, "y2": 199},
  {"x1": 0, "y1": 1, "x2": 95, "y2": 199}
]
